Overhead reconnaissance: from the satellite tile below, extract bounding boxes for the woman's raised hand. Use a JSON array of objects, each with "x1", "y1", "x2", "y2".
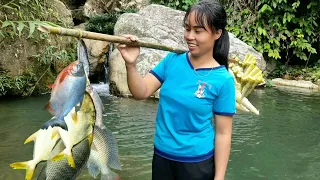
[{"x1": 117, "y1": 35, "x2": 140, "y2": 65}]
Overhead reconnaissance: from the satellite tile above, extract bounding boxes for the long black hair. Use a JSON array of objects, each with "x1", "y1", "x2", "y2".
[{"x1": 184, "y1": 0, "x2": 230, "y2": 69}]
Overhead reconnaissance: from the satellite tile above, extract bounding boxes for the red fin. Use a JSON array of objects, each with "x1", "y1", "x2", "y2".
[
  {"x1": 48, "y1": 84, "x2": 55, "y2": 89},
  {"x1": 44, "y1": 102, "x2": 55, "y2": 114},
  {"x1": 58, "y1": 69, "x2": 68, "y2": 84}
]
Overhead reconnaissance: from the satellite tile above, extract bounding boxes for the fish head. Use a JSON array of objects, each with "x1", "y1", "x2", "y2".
[{"x1": 70, "y1": 61, "x2": 85, "y2": 77}]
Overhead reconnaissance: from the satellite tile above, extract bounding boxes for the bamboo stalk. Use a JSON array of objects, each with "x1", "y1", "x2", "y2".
[{"x1": 38, "y1": 25, "x2": 188, "y2": 54}]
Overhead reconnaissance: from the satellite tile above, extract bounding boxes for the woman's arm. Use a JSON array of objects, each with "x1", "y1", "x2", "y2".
[
  {"x1": 125, "y1": 64, "x2": 161, "y2": 99},
  {"x1": 117, "y1": 35, "x2": 161, "y2": 100},
  {"x1": 214, "y1": 115, "x2": 233, "y2": 180}
]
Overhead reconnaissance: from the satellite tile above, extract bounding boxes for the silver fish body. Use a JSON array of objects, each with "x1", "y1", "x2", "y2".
[
  {"x1": 87, "y1": 126, "x2": 121, "y2": 180},
  {"x1": 37, "y1": 137, "x2": 91, "y2": 180}
]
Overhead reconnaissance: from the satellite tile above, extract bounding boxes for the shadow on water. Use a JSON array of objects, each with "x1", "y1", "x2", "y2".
[{"x1": 1, "y1": 87, "x2": 320, "y2": 180}]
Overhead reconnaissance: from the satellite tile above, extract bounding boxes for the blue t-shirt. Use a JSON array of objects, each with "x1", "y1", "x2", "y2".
[{"x1": 150, "y1": 52, "x2": 236, "y2": 162}]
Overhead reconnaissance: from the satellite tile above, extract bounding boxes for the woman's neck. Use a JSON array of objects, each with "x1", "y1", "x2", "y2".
[{"x1": 188, "y1": 52, "x2": 220, "y2": 69}]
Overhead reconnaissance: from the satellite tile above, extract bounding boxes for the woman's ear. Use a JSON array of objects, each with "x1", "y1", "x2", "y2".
[{"x1": 213, "y1": 29, "x2": 222, "y2": 40}]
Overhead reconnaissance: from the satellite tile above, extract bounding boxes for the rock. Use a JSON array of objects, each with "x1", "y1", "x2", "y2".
[
  {"x1": 109, "y1": 4, "x2": 267, "y2": 97},
  {"x1": 271, "y1": 78, "x2": 319, "y2": 89},
  {"x1": 74, "y1": 24, "x2": 110, "y2": 82},
  {"x1": 83, "y1": 39, "x2": 110, "y2": 81},
  {"x1": 316, "y1": 79, "x2": 320, "y2": 87},
  {"x1": 49, "y1": 0, "x2": 74, "y2": 26},
  {"x1": 84, "y1": 0, "x2": 150, "y2": 17},
  {"x1": 228, "y1": 33, "x2": 266, "y2": 72}
]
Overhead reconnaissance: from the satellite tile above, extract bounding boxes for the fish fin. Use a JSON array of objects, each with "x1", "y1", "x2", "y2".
[
  {"x1": 87, "y1": 158, "x2": 100, "y2": 178},
  {"x1": 88, "y1": 131, "x2": 94, "y2": 146},
  {"x1": 101, "y1": 170, "x2": 120, "y2": 180},
  {"x1": 44, "y1": 102, "x2": 55, "y2": 114},
  {"x1": 24, "y1": 131, "x2": 39, "y2": 144},
  {"x1": 58, "y1": 69, "x2": 69, "y2": 84},
  {"x1": 41, "y1": 117, "x2": 68, "y2": 131},
  {"x1": 10, "y1": 161, "x2": 35, "y2": 180},
  {"x1": 74, "y1": 102, "x2": 82, "y2": 112},
  {"x1": 47, "y1": 84, "x2": 55, "y2": 89},
  {"x1": 91, "y1": 141, "x2": 97, "y2": 151},
  {"x1": 71, "y1": 110, "x2": 77, "y2": 124},
  {"x1": 52, "y1": 151, "x2": 76, "y2": 168},
  {"x1": 51, "y1": 127, "x2": 59, "y2": 140}
]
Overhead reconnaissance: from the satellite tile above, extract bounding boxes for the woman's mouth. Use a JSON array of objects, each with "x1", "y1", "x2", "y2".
[{"x1": 188, "y1": 43, "x2": 198, "y2": 51}]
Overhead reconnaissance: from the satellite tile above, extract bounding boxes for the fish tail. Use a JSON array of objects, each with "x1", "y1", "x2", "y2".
[
  {"x1": 101, "y1": 170, "x2": 120, "y2": 180},
  {"x1": 87, "y1": 158, "x2": 100, "y2": 178},
  {"x1": 44, "y1": 102, "x2": 55, "y2": 114},
  {"x1": 41, "y1": 117, "x2": 68, "y2": 131},
  {"x1": 52, "y1": 150, "x2": 76, "y2": 168},
  {"x1": 10, "y1": 161, "x2": 35, "y2": 180},
  {"x1": 24, "y1": 130, "x2": 39, "y2": 144}
]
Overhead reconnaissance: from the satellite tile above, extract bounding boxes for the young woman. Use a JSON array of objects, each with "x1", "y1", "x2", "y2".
[{"x1": 117, "y1": 0, "x2": 236, "y2": 179}]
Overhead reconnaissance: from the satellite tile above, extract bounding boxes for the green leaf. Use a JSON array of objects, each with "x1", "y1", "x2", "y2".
[
  {"x1": 259, "y1": 4, "x2": 272, "y2": 14},
  {"x1": 2, "y1": 5, "x2": 15, "y2": 10},
  {"x1": 17, "y1": 22, "x2": 25, "y2": 37},
  {"x1": 258, "y1": 27, "x2": 263, "y2": 35},
  {"x1": 10, "y1": 22, "x2": 16, "y2": 34},
  {"x1": 0, "y1": 30, "x2": 4, "y2": 37},
  {"x1": 28, "y1": 22, "x2": 36, "y2": 38},
  {"x1": 1, "y1": 21, "x2": 10, "y2": 28}
]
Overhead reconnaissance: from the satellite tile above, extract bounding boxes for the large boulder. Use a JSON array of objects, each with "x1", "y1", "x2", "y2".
[
  {"x1": 109, "y1": 4, "x2": 267, "y2": 97},
  {"x1": 84, "y1": 0, "x2": 150, "y2": 17}
]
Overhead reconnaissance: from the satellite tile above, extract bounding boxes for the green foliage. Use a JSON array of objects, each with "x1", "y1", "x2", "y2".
[
  {"x1": 32, "y1": 45, "x2": 76, "y2": 66},
  {"x1": 150, "y1": 0, "x2": 199, "y2": 11},
  {"x1": 1, "y1": 20, "x2": 58, "y2": 38},
  {"x1": 269, "y1": 61, "x2": 320, "y2": 83},
  {"x1": 0, "y1": 0, "x2": 76, "y2": 96},
  {"x1": 224, "y1": 0, "x2": 319, "y2": 64},
  {"x1": 0, "y1": 72, "x2": 36, "y2": 96},
  {"x1": 0, "y1": 44, "x2": 76, "y2": 96},
  {"x1": 85, "y1": 9, "x2": 137, "y2": 35},
  {"x1": 85, "y1": 13, "x2": 120, "y2": 35},
  {"x1": 0, "y1": 0, "x2": 70, "y2": 39}
]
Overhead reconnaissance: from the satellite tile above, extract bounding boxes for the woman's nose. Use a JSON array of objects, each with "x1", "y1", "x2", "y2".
[{"x1": 185, "y1": 31, "x2": 195, "y2": 40}]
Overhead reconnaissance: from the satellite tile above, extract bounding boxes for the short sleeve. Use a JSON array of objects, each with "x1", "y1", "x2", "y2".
[
  {"x1": 213, "y1": 77, "x2": 236, "y2": 116},
  {"x1": 149, "y1": 52, "x2": 174, "y2": 84}
]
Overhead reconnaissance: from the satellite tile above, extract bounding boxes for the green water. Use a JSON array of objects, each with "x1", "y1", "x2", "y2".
[{"x1": 1, "y1": 87, "x2": 320, "y2": 180}]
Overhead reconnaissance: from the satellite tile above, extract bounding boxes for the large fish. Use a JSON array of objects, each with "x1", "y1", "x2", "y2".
[
  {"x1": 87, "y1": 126, "x2": 121, "y2": 180},
  {"x1": 37, "y1": 135, "x2": 92, "y2": 180},
  {"x1": 43, "y1": 60, "x2": 86, "y2": 131},
  {"x1": 51, "y1": 92, "x2": 95, "y2": 168},
  {"x1": 10, "y1": 126, "x2": 60, "y2": 180}
]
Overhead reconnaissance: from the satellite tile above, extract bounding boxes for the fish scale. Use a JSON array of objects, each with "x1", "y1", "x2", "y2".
[{"x1": 37, "y1": 137, "x2": 91, "y2": 180}]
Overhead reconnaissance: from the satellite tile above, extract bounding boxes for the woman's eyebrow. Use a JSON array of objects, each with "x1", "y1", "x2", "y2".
[{"x1": 193, "y1": 25, "x2": 205, "y2": 28}]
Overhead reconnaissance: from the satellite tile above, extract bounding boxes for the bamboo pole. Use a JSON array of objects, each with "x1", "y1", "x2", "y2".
[{"x1": 37, "y1": 25, "x2": 188, "y2": 54}]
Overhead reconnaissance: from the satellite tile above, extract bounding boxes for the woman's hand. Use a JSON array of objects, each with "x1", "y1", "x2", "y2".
[{"x1": 117, "y1": 35, "x2": 140, "y2": 65}]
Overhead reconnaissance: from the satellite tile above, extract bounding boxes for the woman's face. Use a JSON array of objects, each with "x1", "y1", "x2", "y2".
[{"x1": 184, "y1": 11, "x2": 221, "y2": 58}]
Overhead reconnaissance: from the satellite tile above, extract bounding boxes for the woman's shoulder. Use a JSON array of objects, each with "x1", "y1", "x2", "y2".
[{"x1": 165, "y1": 52, "x2": 187, "y2": 60}]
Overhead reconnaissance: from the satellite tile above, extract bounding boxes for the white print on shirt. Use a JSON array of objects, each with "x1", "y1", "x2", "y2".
[{"x1": 194, "y1": 80, "x2": 212, "y2": 98}]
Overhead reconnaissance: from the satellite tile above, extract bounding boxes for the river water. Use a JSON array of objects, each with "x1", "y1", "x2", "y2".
[{"x1": 0, "y1": 87, "x2": 320, "y2": 180}]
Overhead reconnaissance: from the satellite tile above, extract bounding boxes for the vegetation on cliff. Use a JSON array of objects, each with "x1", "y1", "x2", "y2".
[{"x1": 0, "y1": 0, "x2": 75, "y2": 96}]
